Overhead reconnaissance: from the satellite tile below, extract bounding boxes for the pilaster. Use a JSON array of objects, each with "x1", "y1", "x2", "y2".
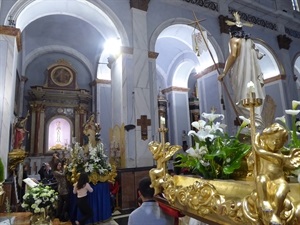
[{"x1": 0, "y1": 26, "x2": 21, "y2": 177}]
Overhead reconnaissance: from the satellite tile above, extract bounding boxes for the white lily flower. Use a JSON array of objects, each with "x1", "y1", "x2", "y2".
[
  {"x1": 198, "y1": 146, "x2": 208, "y2": 155},
  {"x1": 193, "y1": 129, "x2": 215, "y2": 141},
  {"x1": 202, "y1": 112, "x2": 224, "y2": 122},
  {"x1": 239, "y1": 116, "x2": 250, "y2": 127},
  {"x1": 285, "y1": 110, "x2": 300, "y2": 116},
  {"x1": 200, "y1": 159, "x2": 210, "y2": 167},
  {"x1": 186, "y1": 147, "x2": 200, "y2": 158},
  {"x1": 275, "y1": 115, "x2": 286, "y2": 124},
  {"x1": 191, "y1": 120, "x2": 206, "y2": 130},
  {"x1": 211, "y1": 122, "x2": 224, "y2": 133},
  {"x1": 292, "y1": 100, "x2": 300, "y2": 110}
]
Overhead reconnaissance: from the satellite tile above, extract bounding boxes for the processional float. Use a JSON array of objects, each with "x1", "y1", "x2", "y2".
[{"x1": 148, "y1": 13, "x2": 300, "y2": 225}]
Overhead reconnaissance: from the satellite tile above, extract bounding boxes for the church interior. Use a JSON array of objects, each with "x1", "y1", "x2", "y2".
[{"x1": 1, "y1": 0, "x2": 300, "y2": 224}]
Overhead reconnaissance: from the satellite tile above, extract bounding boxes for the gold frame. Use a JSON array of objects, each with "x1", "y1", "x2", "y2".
[{"x1": 50, "y1": 66, "x2": 73, "y2": 87}]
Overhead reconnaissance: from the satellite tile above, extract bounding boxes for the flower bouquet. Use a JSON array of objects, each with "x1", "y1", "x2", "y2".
[
  {"x1": 175, "y1": 110, "x2": 252, "y2": 179},
  {"x1": 21, "y1": 184, "x2": 58, "y2": 214},
  {"x1": 66, "y1": 142, "x2": 113, "y2": 184}
]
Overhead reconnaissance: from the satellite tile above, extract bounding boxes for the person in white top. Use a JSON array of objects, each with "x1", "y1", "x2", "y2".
[
  {"x1": 73, "y1": 172, "x2": 93, "y2": 225},
  {"x1": 128, "y1": 177, "x2": 174, "y2": 225}
]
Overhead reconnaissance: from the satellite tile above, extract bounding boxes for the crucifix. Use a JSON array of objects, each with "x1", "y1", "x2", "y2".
[{"x1": 137, "y1": 115, "x2": 151, "y2": 140}]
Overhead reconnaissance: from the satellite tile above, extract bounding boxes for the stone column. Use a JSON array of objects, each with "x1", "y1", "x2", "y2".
[
  {"x1": 0, "y1": 26, "x2": 21, "y2": 176},
  {"x1": 95, "y1": 79, "x2": 111, "y2": 153},
  {"x1": 130, "y1": 5, "x2": 153, "y2": 167},
  {"x1": 75, "y1": 106, "x2": 87, "y2": 146},
  {"x1": 164, "y1": 87, "x2": 190, "y2": 145},
  {"x1": 31, "y1": 103, "x2": 45, "y2": 155}
]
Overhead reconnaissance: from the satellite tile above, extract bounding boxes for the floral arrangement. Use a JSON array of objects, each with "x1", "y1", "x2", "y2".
[
  {"x1": 66, "y1": 142, "x2": 112, "y2": 184},
  {"x1": 21, "y1": 184, "x2": 58, "y2": 214},
  {"x1": 175, "y1": 110, "x2": 251, "y2": 179}
]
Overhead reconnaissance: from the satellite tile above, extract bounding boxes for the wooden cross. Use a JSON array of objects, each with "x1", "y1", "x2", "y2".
[{"x1": 137, "y1": 115, "x2": 151, "y2": 140}]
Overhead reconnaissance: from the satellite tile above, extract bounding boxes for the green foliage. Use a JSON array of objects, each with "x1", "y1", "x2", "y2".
[
  {"x1": 176, "y1": 134, "x2": 251, "y2": 179},
  {"x1": 0, "y1": 158, "x2": 4, "y2": 182},
  {"x1": 175, "y1": 112, "x2": 251, "y2": 180}
]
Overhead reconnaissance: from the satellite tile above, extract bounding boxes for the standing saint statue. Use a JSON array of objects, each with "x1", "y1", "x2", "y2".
[
  {"x1": 218, "y1": 12, "x2": 265, "y2": 130},
  {"x1": 83, "y1": 114, "x2": 101, "y2": 153},
  {"x1": 13, "y1": 111, "x2": 30, "y2": 150}
]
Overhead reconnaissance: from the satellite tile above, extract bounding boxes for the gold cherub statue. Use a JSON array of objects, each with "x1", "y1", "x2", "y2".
[
  {"x1": 253, "y1": 123, "x2": 300, "y2": 224},
  {"x1": 148, "y1": 141, "x2": 181, "y2": 196}
]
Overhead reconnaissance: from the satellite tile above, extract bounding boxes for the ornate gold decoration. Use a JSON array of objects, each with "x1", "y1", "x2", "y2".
[
  {"x1": 89, "y1": 164, "x2": 117, "y2": 185},
  {"x1": 50, "y1": 66, "x2": 73, "y2": 87},
  {"x1": 149, "y1": 81, "x2": 300, "y2": 225},
  {"x1": 8, "y1": 149, "x2": 28, "y2": 171},
  {"x1": 149, "y1": 141, "x2": 181, "y2": 196},
  {"x1": 70, "y1": 164, "x2": 117, "y2": 185},
  {"x1": 109, "y1": 124, "x2": 126, "y2": 168}
]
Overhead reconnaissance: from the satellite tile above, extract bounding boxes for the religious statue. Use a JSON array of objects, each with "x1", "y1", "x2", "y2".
[
  {"x1": 83, "y1": 114, "x2": 101, "y2": 153},
  {"x1": 218, "y1": 12, "x2": 265, "y2": 130},
  {"x1": 13, "y1": 110, "x2": 30, "y2": 150},
  {"x1": 243, "y1": 123, "x2": 300, "y2": 224},
  {"x1": 148, "y1": 141, "x2": 181, "y2": 195}
]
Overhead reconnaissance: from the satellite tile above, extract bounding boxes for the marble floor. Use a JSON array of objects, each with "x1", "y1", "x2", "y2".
[{"x1": 52, "y1": 209, "x2": 132, "y2": 225}]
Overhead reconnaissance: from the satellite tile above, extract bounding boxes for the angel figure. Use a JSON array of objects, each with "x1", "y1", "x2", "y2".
[
  {"x1": 148, "y1": 141, "x2": 181, "y2": 196},
  {"x1": 254, "y1": 123, "x2": 300, "y2": 224}
]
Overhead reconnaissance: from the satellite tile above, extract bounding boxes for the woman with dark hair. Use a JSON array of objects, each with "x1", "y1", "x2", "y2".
[
  {"x1": 53, "y1": 161, "x2": 69, "y2": 222},
  {"x1": 73, "y1": 173, "x2": 93, "y2": 225}
]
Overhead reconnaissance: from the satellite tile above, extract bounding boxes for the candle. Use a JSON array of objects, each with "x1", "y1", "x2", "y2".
[
  {"x1": 247, "y1": 81, "x2": 255, "y2": 94},
  {"x1": 160, "y1": 116, "x2": 165, "y2": 125}
]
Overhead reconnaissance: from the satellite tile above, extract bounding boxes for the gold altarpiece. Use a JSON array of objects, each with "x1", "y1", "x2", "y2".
[{"x1": 28, "y1": 59, "x2": 92, "y2": 158}]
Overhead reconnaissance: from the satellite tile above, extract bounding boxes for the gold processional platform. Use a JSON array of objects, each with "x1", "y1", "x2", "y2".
[
  {"x1": 149, "y1": 88, "x2": 300, "y2": 225},
  {"x1": 153, "y1": 175, "x2": 300, "y2": 225}
]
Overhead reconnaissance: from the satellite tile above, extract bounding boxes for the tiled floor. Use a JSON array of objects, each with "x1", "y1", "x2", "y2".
[
  {"x1": 51, "y1": 209, "x2": 134, "y2": 225},
  {"x1": 112, "y1": 209, "x2": 133, "y2": 225}
]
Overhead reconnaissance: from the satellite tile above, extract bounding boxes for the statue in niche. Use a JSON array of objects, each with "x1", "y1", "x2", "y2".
[
  {"x1": 83, "y1": 114, "x2": 101, "y2": 154},
  {"x1": 13, "y1": 110, "x2": 30, "y2": 150}
]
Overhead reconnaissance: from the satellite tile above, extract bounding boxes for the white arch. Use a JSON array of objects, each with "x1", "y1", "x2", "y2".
[
  {"x1": 6, "y1": 0, "x2": 130, "y2": 80},
  {"x1": 150, "y1": 18, "x2": 223, "y2": 62},
  {"x1": 151, "y1": 20, "x2": 222, "y2": 88},
  {"x1": 6, "y1": 0, "x2": 128, "y2": 44},
  {"x1": 24, "y1": 45, "x2": 94, "y2": 78},
  {"x1": 172, "y1": 61, "x2": 196, "y2": 87}
]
